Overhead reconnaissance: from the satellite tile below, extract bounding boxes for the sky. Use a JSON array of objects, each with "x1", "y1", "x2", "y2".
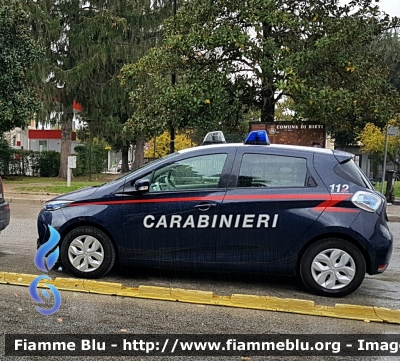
[
  {"x1": 378, "y1": 0, "x2": 400, "y2": 17},
  {"x1": 340, "y1": 0, "x2": 400, "y2": 17}
]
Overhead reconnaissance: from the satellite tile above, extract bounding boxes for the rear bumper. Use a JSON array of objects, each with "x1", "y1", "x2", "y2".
[
  {"x1": 0, "y1": 201, "x2": 10, "y2": 231},
  {"x1": 350, "y1": 210, "x2": 393, "y2": 275}
]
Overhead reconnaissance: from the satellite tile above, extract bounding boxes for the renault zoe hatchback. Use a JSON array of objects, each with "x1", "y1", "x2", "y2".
[{"x1": 37, "y1": 131, "x2": 392, "y2": 297}]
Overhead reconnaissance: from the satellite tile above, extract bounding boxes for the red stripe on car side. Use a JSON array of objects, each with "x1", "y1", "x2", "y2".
[
  {"x1": 68, "y1": 193, "x2": 333, "y2": 207},
  {"x1": 322, "y1": 208, "x2": 359, "y2": 213},
  {"x1": 312, "y1": 194, "x2": 351, "y2": 210}
]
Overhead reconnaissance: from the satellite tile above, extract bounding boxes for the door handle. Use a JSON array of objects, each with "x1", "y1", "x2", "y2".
[{"x1": 194, "y1": 203, "x2": 217, "y2": 211}]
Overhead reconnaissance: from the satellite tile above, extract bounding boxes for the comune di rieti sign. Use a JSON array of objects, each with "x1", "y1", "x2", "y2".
[{"x1": 249, "y1": 122, "x2": 325, "y2": 148}]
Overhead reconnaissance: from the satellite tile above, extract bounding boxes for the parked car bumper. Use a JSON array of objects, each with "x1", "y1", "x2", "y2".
[{"x1": 0, "y1": 201, "x2": 10, "y2": 232}]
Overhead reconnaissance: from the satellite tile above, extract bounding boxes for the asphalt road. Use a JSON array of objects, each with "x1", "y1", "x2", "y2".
[{"x1": 1, "y1": 203, "x2": 400, "y2": 360}]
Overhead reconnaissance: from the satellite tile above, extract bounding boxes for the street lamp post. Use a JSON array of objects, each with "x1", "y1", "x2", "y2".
[
  {"x1": 169, "y1": 0, "x2": 177, "y2": 154},
  {"x1": 381, "y1": 125, "x2": 399, "y2": 195},
  {"x1": 89, "y1": 124, "x2": 92, "y2": 181},
  {"x1": 86, "y1": 119, "x2": 93, "y2": 181},
  {"x1": 381, "y1": 127, "x2": 389, "y2": 194}
]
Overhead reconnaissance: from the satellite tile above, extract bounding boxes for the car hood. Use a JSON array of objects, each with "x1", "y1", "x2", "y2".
[{"x1": 49, "y1": 186, "x2": 100, "y2": 202}]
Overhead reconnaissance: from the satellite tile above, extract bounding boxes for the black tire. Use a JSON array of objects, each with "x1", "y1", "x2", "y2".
[
  {"x1": 60, "y1": 226, "x2": 116, "y2": 279},
  {"x1": 299, "y1": 238, "x2": 366, "y2": 297}
]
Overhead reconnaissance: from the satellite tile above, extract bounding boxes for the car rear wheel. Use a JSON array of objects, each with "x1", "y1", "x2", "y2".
[
  {"x1": 61, "y1": 226, "x2": 116, "y2": 278},
  {"x1": 300, "y1": 238, "x2": 366, "y2": 297}
]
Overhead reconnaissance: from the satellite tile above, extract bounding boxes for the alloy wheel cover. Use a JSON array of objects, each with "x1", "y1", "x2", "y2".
[
  {"x1": 311, "y1": 248, "x2": 356, "y2": 290},
  {"x1": 68, "y1": 235, "x2": 105, "y2": 272}
]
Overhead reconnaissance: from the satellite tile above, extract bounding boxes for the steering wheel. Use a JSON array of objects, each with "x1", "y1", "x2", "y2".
[
  {"x1": 151, "y1": 182, "x2": 161, "y2": 191},
  {"x1": 251, "y1": 182, "x2": 267, "y2": 187},
  {"x1": 165, "y1": 169, "x2": 177, "y2": 189}
]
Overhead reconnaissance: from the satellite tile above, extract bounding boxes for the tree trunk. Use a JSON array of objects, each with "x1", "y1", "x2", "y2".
[
  {"x1": 133, "y1": 139, "x2": 145, "y2": 170},
  {"x1": 58, "y1": 106, "x2": 73, "y2": 178},
  {"x1": 372, "y1": 158, "x2": 379, "y2": 181},
  {"x1": 121, "y1": 145, "x2": 130, "y2": 173},
  {"x1": 261, "y1": 22, "x2": 276, "y2": 123},
  {"x1": 261, "y1": 85, "x2": 276, "y2": 123}
]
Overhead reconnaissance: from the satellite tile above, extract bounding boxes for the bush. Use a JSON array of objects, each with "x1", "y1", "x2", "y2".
[
  {"x1": 37, "y1": 151, "x2": 60, "y2": 177},
  {"x1": 0, "y1": 138, "x2": 13, "y2": 176},
  {"x1": 8, "y1": 150, "x2": 36, "y2": 176},
  {"x1": 74, "y1": 144, "x2": 107, "y2": 176}
]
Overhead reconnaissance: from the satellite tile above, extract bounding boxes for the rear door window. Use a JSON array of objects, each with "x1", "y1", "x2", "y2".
[{"x1": 237, "y1": 154, "x2": 307, "y2": 188}]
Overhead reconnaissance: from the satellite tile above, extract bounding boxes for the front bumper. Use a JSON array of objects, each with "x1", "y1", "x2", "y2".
[{"x1": 37, "y1": 208, "x2": 67, "y2": 248}]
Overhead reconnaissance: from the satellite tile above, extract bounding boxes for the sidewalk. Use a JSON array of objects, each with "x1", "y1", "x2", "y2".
[
  {"x1": 386, "y1": 203, "x2": 400, "y2": 222},
  {"x1": 4, "y1": 185, "x2": 400, "y2": 222},
  {"x1": 3, "y1": 182, "x2": 60, "y2": 205}
]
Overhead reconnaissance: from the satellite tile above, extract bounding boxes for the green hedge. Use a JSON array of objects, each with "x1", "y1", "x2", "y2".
[
  {"x1": 74, "y1": 144, "x2": 108, "y2": 177},
  {"x1": 0, "y1": 147, "x2": 60, "y2": 177},
  {"x1": 0, "y1": 142, "x2": 108, "y2": 177},
  {"x1": 37, "y1": 151, "x2": 60, "y2": 177},
  {"x1": 0, "y1": 138, "x2": 14, "y2": 175}
]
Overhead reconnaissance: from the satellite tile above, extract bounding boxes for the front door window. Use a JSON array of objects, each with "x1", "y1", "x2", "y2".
[{"x1": 150, "y1": 153, "x2": 227, "y2": 192}]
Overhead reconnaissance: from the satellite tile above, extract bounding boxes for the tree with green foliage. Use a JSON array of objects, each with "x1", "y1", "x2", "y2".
[
  {"x1": 289, "y1": 13, "x2": 400, "y2": 147},
  {"x1": 25, "y1": 0, "x2": 170, "y2": 176},
  {"x1": 121, "y1": 0, "x2": 400, "y2": 146},
  {"x1": 275, "y1": 97, "x2": 295, "y2": 122},
  {"x1": 358, "y1": 120, "x2": 400, "y2": 178},
  {"x1": 0, "y1": 1, "x2": 42, "y2": 135},
  {"x1": 144, "y1": 130, "x2": 195, "y2": 158},
  {"x1": 372, "y1": 31, "x2": 400, "y2": 92},
  {"x1": 335, "y1": 31, "x2": 400, "y2": 148}
]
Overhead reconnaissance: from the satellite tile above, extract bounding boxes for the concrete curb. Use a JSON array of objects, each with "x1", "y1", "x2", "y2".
[
  {"x1": 5, "y1": 197, "x2": 50, "y2": 205},
  {"x1": 4, "y1": 190, "x2": 59, "y2": 205},
  {"x1": 1, "y1": 271, "x2": 400, "y2": 324}
]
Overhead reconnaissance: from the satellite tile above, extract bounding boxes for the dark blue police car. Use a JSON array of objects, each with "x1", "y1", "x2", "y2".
[{"x1": 37, "y1": 131, "x2": 392, "y2": 297}]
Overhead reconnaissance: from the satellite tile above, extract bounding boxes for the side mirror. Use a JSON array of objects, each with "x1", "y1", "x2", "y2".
[{"x1": 133, "y1": 178, "x2": 150, "y2": 193}]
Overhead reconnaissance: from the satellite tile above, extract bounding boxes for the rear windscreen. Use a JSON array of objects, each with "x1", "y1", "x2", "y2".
[{"x1": 334, "y1": 159, "x2": 373, "y2": 189}]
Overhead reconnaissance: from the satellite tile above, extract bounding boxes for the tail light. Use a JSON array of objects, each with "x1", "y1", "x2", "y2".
[{"x1": 351, "y1": 191, "x2": 382, "y2": 212}]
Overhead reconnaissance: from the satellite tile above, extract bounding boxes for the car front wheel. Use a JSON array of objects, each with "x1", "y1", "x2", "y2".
[
  {"x1": 60, "y1": 226, "x2": 116, "y2": 278},
  {"x1": 300, "y1": 238, "x2": 366, "y2": 297}
]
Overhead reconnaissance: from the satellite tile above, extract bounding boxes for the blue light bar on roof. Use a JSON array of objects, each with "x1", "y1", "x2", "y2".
[{"x1": 244, "y1": 130, "x2": 270, "y2": 145}]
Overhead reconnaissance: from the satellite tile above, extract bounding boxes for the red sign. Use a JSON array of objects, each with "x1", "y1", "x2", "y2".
[
  {"x1": 29, "y1": 130, "x2": 76, "y2": 141},
  {"x1": 73, "y1": 99, "x2": 83, "y2": 112}
]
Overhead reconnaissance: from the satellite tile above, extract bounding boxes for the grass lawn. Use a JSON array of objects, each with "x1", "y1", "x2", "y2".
[
  {"x1": 374, "y1": 181, "x2": 400, "y2": 198},
  {"x1": 3, "y1": 173, "x2": 120, "y2": 194}
]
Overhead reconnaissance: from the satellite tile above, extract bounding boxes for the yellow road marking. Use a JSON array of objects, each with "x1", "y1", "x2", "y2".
[{"x1": 1, "y1": 271, "x2": 399, "y2": 324}]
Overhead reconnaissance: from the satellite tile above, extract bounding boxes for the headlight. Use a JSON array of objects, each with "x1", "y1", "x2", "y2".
[
  {"x1": 44, "y1": 200, "x2": 74, "y2": 211},
  {"x1": 351, "y1": 191, "x2": 382, "y2": 212}
]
